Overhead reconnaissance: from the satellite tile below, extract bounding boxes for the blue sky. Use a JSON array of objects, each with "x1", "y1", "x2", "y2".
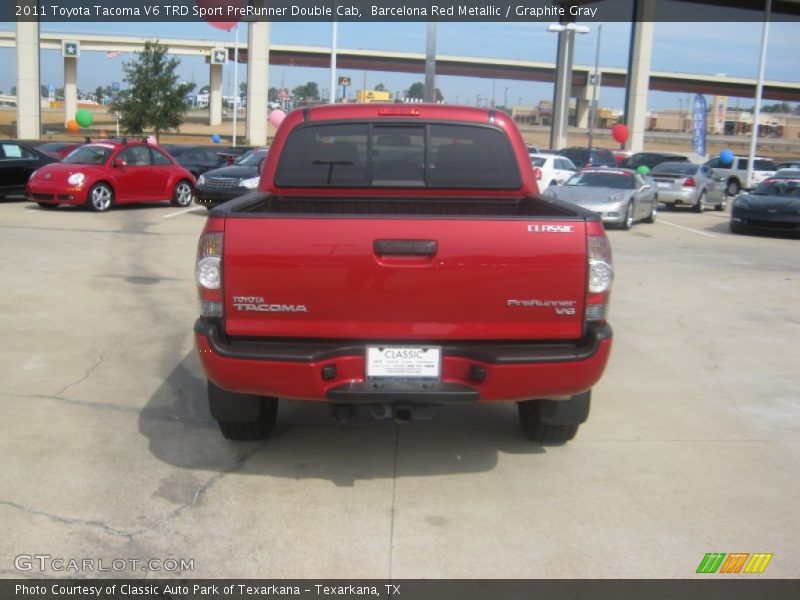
[{"x1": 1, "y1": 20, "x2": 798, "y2": 110}]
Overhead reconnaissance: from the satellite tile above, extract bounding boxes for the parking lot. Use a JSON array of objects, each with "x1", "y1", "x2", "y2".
[{"x1": 1, "y1": 199, "x2": 798, "y2": 579}]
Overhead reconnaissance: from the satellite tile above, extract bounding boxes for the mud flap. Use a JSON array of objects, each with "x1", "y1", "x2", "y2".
[
  {"x1": 208, "y1": 380, "x2": 262, "y2": 423},
  {"x1": 538, "y1": 391, "x2": 591, "y2": 426}
]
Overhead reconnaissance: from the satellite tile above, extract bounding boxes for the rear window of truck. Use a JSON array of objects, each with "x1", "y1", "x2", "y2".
[{"x1": 275, "y1": 122, "x2": 521, "y2": 189}]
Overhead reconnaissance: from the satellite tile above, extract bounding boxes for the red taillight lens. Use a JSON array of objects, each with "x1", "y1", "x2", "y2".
[
  {"x1": 196, "y1": 230, "x2": 224, "y2": 317},
  {"x1": 586, "y1": 235, "x2": 614, "y2": 323},
  {"x1": 683, "y1": 176, "x2": 696, "y2": 187},
  {"x1": 533, "y1": 167, "x2": 543, "y2": 181}
]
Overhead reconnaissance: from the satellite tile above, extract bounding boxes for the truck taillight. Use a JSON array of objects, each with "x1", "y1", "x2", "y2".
[
  {"x1": 196, "y1": 231, "x2": 223, "y2": 317},
  {"x1": 586, "y1": 235, "x2": 613, "y2": 323}
]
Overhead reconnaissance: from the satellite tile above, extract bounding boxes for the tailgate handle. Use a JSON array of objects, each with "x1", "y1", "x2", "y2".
[{"x1": 374, "y1": 240, "x2": 437, "y2": 256}]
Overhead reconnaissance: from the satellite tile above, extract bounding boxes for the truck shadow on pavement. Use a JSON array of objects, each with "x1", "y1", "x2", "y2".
[{"x1": 138, "y1": 351, "x2": 547, "y2": 487}]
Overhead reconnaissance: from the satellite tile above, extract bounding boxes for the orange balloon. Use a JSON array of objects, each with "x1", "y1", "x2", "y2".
[{"x1": 67, "y1": 119, "x2": 80, "y2": 134}]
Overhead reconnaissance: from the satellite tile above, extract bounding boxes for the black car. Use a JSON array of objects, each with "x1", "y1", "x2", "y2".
[
  {"x1": 557, "y1": 147, "x2": 617, "y2": 168},
  {"x1": 0, "y1": 140, "x2": 59, "y2": 199},
  {"x1": 621, "y1": 152, "x2": 689, "y2": 170},
  {"x1": 730, "y1": 177, "x2": 800, "y2": 236},
  {"x1": 194, "y1": 147, "x2": 269, "y2": 208},
  {"x1": 162, "y1": 145, "x2": 228, "y2": 178}
]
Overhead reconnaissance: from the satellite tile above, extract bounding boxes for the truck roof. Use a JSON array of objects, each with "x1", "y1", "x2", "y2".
[{"x1": 292, "y1": 103, "x2": 505, "y2": 124}]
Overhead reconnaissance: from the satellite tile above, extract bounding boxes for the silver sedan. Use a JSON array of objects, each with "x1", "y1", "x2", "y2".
[
  {"x1": 543, "y1": 168, "x2": 657, "y2": 230},
  {"x1": 649, "y1": 162, "x2": 726, "y2": 212}
]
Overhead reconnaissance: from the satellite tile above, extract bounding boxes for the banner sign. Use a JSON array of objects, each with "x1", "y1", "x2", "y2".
[{"x1": 692, "y1": 93, "x2": 707, "y2": 156}]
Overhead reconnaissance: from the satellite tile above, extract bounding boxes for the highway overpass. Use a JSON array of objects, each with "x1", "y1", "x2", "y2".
[{"x1": 5, "y1": 22, "x2": 800, "y2": 147}]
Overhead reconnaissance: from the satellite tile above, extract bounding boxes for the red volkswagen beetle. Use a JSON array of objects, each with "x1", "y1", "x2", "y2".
[{"x1": 26, "y1": 139, "x2": 195, "y2": 212}]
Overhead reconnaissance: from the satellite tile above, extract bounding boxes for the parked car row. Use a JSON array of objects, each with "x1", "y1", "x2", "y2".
[{"x1": 0, "y1": 137, "x2": 261, "y2": 212}]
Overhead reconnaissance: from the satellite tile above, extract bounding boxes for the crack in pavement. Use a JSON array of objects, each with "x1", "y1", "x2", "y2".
[
  {"x1": 7, "y1": 392, "x2": 213, "y2": 426},
  {"x1": 0, "y1": 500, "x2": 132, "y2": 537},
  {"x1": 676, "y1": 313, "x2": 741, "y2": 412},
  {"x1": 388, "y1": 425, "x2": 399, "y2": 579},
  {"x1": 0, "y1": 441, "x2": 267, "y2": 539},
  {"x1": 55, "y1": 352, "x2": 107, "y2": 398}
]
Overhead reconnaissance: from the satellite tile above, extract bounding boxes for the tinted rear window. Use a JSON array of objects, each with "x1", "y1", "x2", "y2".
[
  {"x1": 753, "y1": 159, "x2": 777, "y2": 171},
  {"x1": 651, "y1": 163, "x2": 698, "y2": 176},
  {"x1": 275, "y1": 122, "x2": 521, "y2": 189},
  {"x1": 566, "y1": 171, "x2": 635, "y2": 189},
  {"x1": 559, "y1": 148, "x2": 588, "y2": 164}
]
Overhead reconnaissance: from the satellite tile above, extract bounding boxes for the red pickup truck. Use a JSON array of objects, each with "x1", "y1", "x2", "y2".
[{"x1": 194, "y1": 104, "x2": 613, "y2": 444}]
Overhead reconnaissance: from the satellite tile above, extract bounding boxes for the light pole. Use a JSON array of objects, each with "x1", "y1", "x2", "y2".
[
  {"x1": 547, "y1": 23, "x2": 590, "y2": 150},
  {"x1": 587, "y1": 24, "x2": 602, "y2": 150}
]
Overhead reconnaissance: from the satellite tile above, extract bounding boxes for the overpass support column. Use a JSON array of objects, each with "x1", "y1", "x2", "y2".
[
  {"x1": 624, "y1": 0, "x2": 655, "y2": 152},
  {"x1": 550, "y1": 28, "x2": 575, "y2": 151},
  {"x1": 246, "y1": 21, "x2": 270, "y2": 146},
  {"x1": 15, "y1": 17, "x2": 41, "y2": 139},
  {"x1": 574, "y1": 85, "x2": 592, "y2": 130},
  {"x1": 64, "y1": 57, "x2": 77, "y2": 127},
  {"x1": 209, "y1": 62, "x2": 223, "y2": 127}
]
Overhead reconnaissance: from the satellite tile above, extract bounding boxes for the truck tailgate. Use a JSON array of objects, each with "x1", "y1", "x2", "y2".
[{"x1": 223, "y1": 215, "x2": 587, "y2": 341}]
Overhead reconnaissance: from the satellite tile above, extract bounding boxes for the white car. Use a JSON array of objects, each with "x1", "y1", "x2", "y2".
[
  {"x1": 529, "y1": 153, "x2": 577, "y2": 188},
  {"x1": 704, "y1": 155, "x2": 778, "y2": 196}
]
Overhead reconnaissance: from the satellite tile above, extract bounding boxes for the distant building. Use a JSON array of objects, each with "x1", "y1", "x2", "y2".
[{"x1": 356, "y1": 89, "x2": 392, "y2": 103}]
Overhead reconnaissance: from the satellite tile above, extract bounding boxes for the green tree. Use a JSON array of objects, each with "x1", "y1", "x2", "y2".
[
  {"x1": 109, "y1": 41, "x2": 195, "y2": 141},
  {"x1": 762, "y1": 102, "x2": 791, "y2": 114},
  {"x1": 406, "y1": 82, "x2": 424, "y2": 99},
  {"x1": 374, "y1": 82, "x2": 387, "y2": 91},
  {"x1": 94, "y1": 86, "x2": 105, "y2": 101},
  {"x1": 292, "y1": 81, "x2": 320, "y2": 101},
  {"x1": 11, "y1": 86, "x2": 16, "y2": 96},
  {"x1": 268, "y1": 87, "x2": 279, "y2": 102}
]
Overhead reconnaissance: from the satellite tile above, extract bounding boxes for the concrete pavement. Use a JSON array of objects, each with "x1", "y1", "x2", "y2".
[{"x1": 0, "y1": 200, "x2": 798, "y2": 579}]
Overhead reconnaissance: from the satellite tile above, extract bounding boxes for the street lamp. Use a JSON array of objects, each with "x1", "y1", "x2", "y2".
[
  {"x1": 547, "y1": 22, "x2": 590, "y2": 151},
  {"x1": 587, "y1": 24, "x2": 602, "y2": 150}
]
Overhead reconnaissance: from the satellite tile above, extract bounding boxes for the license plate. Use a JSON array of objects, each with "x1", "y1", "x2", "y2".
[
  {"x1": 657, "y1": 182, "x2": 670, "y2": 188},
  {"x1": 366, "y1": 345, "x2": 441, "y2": 380}
]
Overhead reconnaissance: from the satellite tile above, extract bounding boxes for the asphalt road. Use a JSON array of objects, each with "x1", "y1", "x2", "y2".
[{"x1": 1, "y1": 199, "x2": 798, "y2": 579}]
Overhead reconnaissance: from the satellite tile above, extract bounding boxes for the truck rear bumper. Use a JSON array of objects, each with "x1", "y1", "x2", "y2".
[{"x1": 194, "y1": 320, "x2": 612, "y2": 404}]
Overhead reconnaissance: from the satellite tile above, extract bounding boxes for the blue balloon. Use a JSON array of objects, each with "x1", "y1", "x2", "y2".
[
  {"x1": 211, "y1": 134, "x2": 221, "y2": 144},
  {"x1": 719, "y1": 149, "x2": 734, "y2": 164}
]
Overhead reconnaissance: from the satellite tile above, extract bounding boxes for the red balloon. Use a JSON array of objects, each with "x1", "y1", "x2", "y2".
[
  {"x1": 195, "y1": 0, "x2": 244, "y2": 31},
  {"x1": 611, "y1": 123, "x2": 629, "y2": 144}
]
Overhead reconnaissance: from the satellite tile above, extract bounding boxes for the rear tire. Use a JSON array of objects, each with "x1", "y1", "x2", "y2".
[
  {"x1": 621, "y1": 202, "x2": 634, "y2": 230},
  {"x1": 644, "y1": 202, "x2": 657, "y2": 223},
  {"x1": 726, "y1": 179, "x2": 740, "y2": 197},
  {"x1": 208, "y1": 380, "x2": 278, "y2": 440},
  {"x1": 518, "y1": 401, "x2": 579, "y2": 444},
  {"x1": 694, "y1": 190, "x2": 706, "y2": 213}
]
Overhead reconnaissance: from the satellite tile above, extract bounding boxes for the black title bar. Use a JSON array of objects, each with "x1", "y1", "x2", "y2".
[{"x1": 6, "y1": 0, "x2": 800, "y2": 23}]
